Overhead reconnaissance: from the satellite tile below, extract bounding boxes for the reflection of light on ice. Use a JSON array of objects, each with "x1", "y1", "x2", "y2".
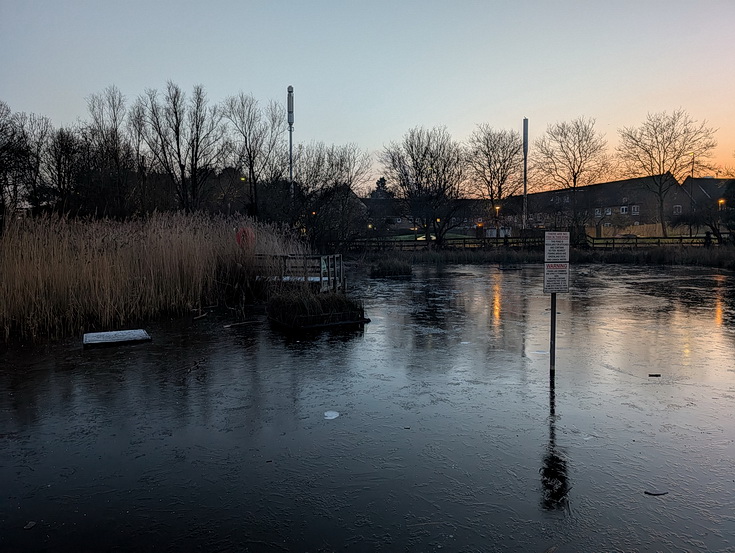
[
  {"x1": 492, "y1": 282, "x2": 502, "y2": 326},
  {"x1": 714, "y1": 274, "x2": 725, "y2": 326},
  {"x1": 324, "y1": 411, "x2": 340, "y2": 420}
]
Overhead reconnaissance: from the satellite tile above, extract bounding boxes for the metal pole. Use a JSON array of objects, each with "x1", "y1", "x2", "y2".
[
  {"x1": 550, "y1": 292, "x2": 557, "y2": 377},
  {"x1": 523, "y1": 118, "x2": 528, "y2": 231},
  {"x1": 287, "y1": 86, "x2": 294, "y2": 199}
]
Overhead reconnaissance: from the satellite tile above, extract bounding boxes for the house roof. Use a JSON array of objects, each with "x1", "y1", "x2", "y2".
[
  {"x1": 676, "y1": 177, "x2": 733, "y2": 207},
  {"x1": 519, "y1": 174, "x2": 673, "y2": 209}
]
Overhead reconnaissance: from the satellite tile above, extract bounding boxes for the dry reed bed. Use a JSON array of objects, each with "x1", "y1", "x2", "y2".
[{"x1": 0, "y1": 213, "x2": 307, "y2": 341}]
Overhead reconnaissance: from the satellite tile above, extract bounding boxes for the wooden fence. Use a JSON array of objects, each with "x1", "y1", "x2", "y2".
[{"x1": 341, "y1": 233, "x2": 731, "y2": 252}]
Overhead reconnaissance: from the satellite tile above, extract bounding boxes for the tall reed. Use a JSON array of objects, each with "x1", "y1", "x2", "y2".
[{"x1": 0, "y1": 213, "x2": 307, "y2": 341}]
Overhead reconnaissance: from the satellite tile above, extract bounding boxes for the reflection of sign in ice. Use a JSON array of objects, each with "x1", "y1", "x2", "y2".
[
  {"x1": 545, "y1": 231, "x2": 570, "y2": 263},
  {"x1": 544, "y1": 263, "x2": 569, "y2": 293}
]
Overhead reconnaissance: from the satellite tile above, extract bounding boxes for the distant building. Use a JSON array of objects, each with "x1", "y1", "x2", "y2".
[{"x1": 360, "y1": 175, "x2": 733, "y2": 239}]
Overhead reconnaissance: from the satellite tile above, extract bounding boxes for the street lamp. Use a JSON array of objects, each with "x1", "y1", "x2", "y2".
[
  {"x1": 495, "y1": 205, "x2": 501, "y2": 238},
  {"x1": 288, "y1": 86, "x2": 294, "y2": 199}
]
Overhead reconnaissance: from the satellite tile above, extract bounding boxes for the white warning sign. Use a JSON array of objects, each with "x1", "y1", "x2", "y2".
[{"x1": 544, "y1": 232, "x2": 570, "y2": 293}]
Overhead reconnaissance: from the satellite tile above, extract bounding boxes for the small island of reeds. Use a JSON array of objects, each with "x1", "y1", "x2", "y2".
[
  {"x1": 267, "y1": 289, "x2": 369, "y2": 330},
  {"x1": 369, "y1": 258, "x2": 413, "y2": 278}
]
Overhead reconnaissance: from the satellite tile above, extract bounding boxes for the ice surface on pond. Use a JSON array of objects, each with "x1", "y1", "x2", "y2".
[{"x1": 2, "y1": 264, "x2": 735, "y2": 552}]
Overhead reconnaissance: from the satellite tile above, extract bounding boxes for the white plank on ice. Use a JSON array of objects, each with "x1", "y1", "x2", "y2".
[{"x1": 83, "y1": 329, "x2": 151, "y2": 347}]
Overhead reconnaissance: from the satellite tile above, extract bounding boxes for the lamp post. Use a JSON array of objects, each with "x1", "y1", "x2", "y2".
[
  {"x1": 495, "y1": 204, "x2": 501, "y2": 240},
  {"x1": 689, "y1": 152, "x2": 695, "y2": 237},
  {"x1": 288, "y1": 86, "x2": 294, "y2": 199},
  {"x1": 523, "y1": 118, "x2": 528, "y2": 231}
]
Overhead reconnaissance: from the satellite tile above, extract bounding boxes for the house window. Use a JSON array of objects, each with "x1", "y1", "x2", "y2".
[
  {"x1": 673, "y1": 205, "x2": 682, "y2": 214},
  {"x1": 564, "y1": 195, "x2": 570, "y2": 203},
  {"x1": 605, "y1": 207, "x2": 612, "y2": 216},
  {"x1": 631, "y1": 205, "x2": 640, "y2": 215},
  {"x1": 604, "y1": 222, "x2": 612, "y2": 227},
  {"x1": 476, "y1": 217, "x2": 483, "y2": 223},
  {"x1": 620, "y1": 206, "x2": 628, "y2": 214},
  {"x1": 396, "y1": 217, "x2": 402, "y2": 223},
  {"x1": 595, "y1": 208, "x2": 602, "y2": 217}
]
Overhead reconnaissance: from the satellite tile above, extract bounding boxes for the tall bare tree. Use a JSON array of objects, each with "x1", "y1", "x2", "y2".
[
  {"x1": 466, "y1": 124, "x2": 523, "y2": 216},
  {"x1": 533, "y1": 117, "x2": 611, "y2": 233},
  {"x1": 618, "y1": 109, "x2": 717, "y2": 236},
  {"x1": 292, "y1": 141, "x2": 371, "y2": 244},
  {"x1": 381, "y1": 126, "x2": 466, "y2": 244},
  {"x1": 15, "y1": 111, "x2": 52, "y2": 213},
  {"x1": 85, "y1": 85, "x2": 136, "y2": 216},
  {"x1": 135, "y1": 82, "x2": 225, "y2": 211},
  {"x1": 0, "y1": 101, "x2": 26, "y2": 231},
  {"x1": 223, "y1": 93, "x2": 287, "y2": 216},
  {"x1": 42, "y1": 126, "x2": 83, "y2": 213}
]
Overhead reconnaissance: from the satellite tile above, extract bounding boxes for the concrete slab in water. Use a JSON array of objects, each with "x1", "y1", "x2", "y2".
[{"x1": 83, "y1": 329, "x2": 151, "y2": 348}]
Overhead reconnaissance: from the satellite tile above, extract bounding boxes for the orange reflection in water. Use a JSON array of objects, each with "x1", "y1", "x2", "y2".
[
  {"x1": 714, "y1": 274, "x2": 725, "y2": 326},
  {"x1": 491, "y1": 274, "x2": 502, "y2": 328}
]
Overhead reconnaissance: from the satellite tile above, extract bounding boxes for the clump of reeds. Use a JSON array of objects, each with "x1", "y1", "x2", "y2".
[
  {"x1": 369, "y1": 258, "x2": 412, "y2": 278},
  {"x1": 0, "y1": 213, "x2": 307, "y2": 342},
  {"x1": 267, "y1": 289, "x2": 366, "y2": 329}
]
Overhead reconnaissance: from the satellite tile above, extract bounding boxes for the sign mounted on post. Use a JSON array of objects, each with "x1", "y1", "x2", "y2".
[
  {"x1": 544, "y1": 231, "x2": 570, "y2": 376},
  {"x1": 544, "y1": 232, "x2": 570, "y2": 294}
]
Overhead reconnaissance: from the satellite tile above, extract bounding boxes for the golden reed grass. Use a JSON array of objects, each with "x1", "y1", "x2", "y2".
[{"x1": 0, "y1": 213, "x2": 307, "y2": 341}]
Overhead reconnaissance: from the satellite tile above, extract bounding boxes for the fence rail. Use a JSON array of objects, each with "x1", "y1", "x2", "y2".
[{"x1": 340, "y1": 233, "x2": 731, "y2": 252}]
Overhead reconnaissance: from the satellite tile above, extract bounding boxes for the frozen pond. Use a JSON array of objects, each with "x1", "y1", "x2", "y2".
[{"x1": 2, "y1": 264, "x2": 735, "y2": 552}]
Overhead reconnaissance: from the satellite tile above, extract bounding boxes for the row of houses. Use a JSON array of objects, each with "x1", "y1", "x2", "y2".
[{"x1": 363, "y1": 174, "x2": 733, "y2": 238}]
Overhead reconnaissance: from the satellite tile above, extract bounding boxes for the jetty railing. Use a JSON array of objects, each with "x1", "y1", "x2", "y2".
[{"x1": 256, "y1": 254, "x2": 345, "y2": 293}]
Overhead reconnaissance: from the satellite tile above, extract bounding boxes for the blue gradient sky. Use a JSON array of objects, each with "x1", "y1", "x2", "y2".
[{"x1": 2, "y1": 0, "x2": 734, "y2": 172}]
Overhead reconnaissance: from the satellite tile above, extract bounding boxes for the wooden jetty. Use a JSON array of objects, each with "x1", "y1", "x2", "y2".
[
  {"x1": 257, "y1": 254, "x2": 345, "y2": 293},
  {"x1": 83, "y1": 329, "x2": 151, "y2": 348}
]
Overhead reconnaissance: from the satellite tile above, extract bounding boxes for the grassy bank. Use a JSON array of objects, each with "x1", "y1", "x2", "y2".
[
  {"x1": 357, "y1": 248, "x2": 544, "y2": 266},
  {"x1": 570, "y1": 245, "x2": 735, "y2": 269},
  {"x1": 0, "y1": 213, "x2": 307, "y2": 342}
]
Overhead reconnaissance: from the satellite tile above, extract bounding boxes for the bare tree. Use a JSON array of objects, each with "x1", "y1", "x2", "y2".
[
  {"x1": 0, "y1": 101, "x2": 26, "y2": 231},
  {"x1": 85, "y1": 85, "x2": 136, "y2": 216},
  {"x1": 381, "y1": 126, "x2": 466, "y2": 245},
  {"x1": 15, "y1": 111, "x2": 52, "y2": 213},
  {"x1": 466, "y1": 124, "x2": 523, "y2": 220},
  {"x1": 292, "y1": 141, "x2": 372, "y2": 245},
  {"x1": 223, "y1": 93, "x2": 288, "y2": 216},
  {"x1": 533, "y1": 117, "x2": 612, "y2": 233},
  {"x1": 42, "y1": 126, "x2": 83, "y2": 213},
  {"x1": 618, "y1": 109, "x2": 717, "y2": 236},
  {"x1": 135, "y1": 82, "x2": 225, "y2": 211}
]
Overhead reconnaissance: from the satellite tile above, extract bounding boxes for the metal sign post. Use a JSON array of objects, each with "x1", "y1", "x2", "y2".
[{"x1": 544, "y1": 232, "x2": 570, "y2": 376}]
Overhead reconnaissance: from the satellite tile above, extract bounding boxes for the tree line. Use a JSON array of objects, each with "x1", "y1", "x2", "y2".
[
  {"x1": 0, "y1": 83, "x2": 372, "y2": 246},
  {"x1": 1, "y1": 82, "x2": 732, "y2": 242}
]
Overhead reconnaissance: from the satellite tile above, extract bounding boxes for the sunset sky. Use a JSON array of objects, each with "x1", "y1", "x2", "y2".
[{"x1": 2, "y1": 0, "x2": 734, "y2": 179}]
